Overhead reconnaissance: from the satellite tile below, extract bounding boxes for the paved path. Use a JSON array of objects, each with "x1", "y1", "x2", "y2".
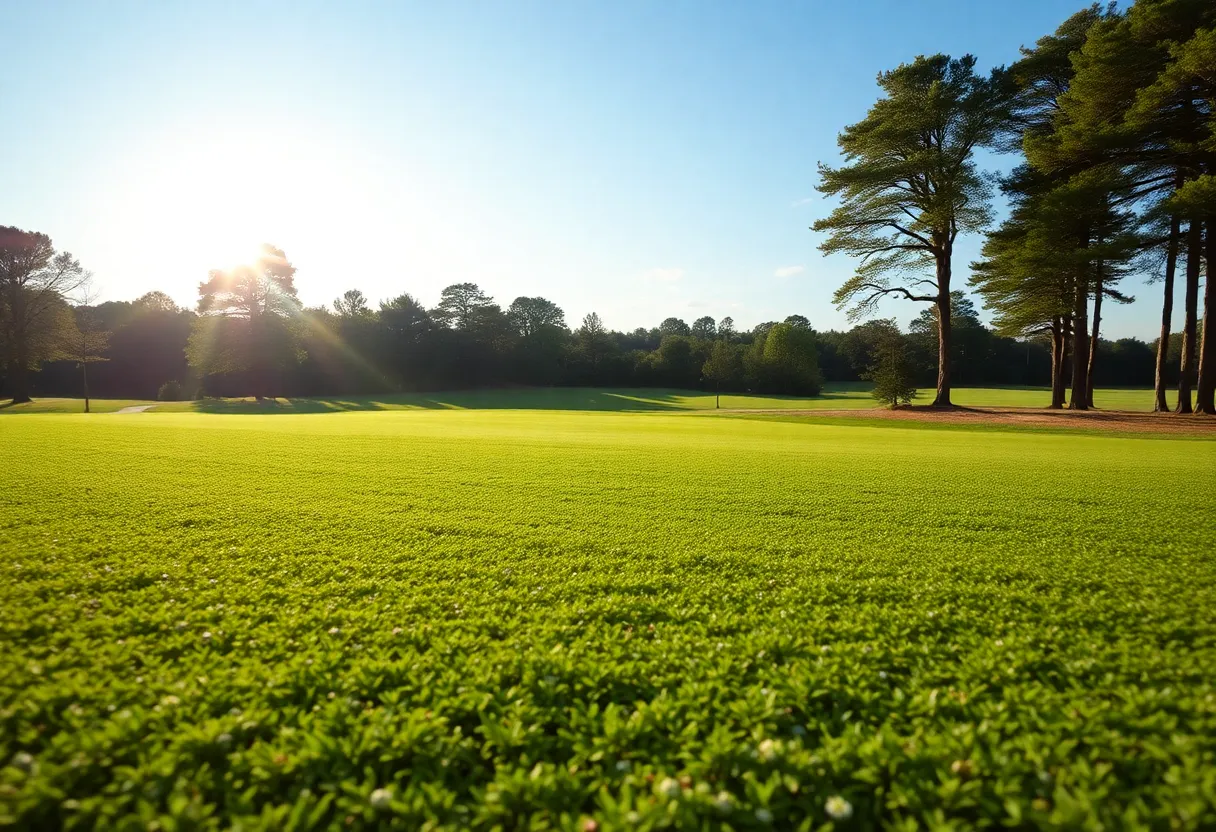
[{"x1": 114, "y1": 405, "x2": 156, "y2": 414}]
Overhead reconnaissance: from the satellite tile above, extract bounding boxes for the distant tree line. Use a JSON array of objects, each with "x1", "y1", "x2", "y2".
[
  {"x1": 814, "y1": 0, "x2": 1214, "y2": 412},
  {"x1": 1, "y1": 235, "x2": 1175, "y2": 405}
]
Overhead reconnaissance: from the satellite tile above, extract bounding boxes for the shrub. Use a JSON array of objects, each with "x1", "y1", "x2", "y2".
[{"x1": 157, "y1": 380, "x2": 184, "y2": 401}]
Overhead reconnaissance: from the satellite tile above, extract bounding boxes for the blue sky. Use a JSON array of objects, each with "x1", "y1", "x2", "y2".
[{"x1": 1, "y1": 0, "x2": 1163, "y2": 338}]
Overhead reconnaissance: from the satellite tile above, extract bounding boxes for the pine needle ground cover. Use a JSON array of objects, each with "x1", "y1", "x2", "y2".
[{"x1": 2, "y1": 412, "x2": 1215, "y2": 830}]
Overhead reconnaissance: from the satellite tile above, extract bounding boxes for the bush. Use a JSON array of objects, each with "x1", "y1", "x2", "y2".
[{"x1": 157, "y1": 380, "x2": 184, "y2": 401}]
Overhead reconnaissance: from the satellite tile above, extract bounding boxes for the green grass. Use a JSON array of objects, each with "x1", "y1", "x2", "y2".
[
  {"x1": 3, "y1": 411, "x2": 1215, "y2": 830},
  {"x1": 1, "y1": 383, "x2": 1174, "y2": 414},
  {"x1": 0, "y1": 398, "x2": 160, "y2": 414}
]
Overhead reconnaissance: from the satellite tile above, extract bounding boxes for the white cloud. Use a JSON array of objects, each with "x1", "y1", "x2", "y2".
[
  {"x1": 791, "y1": 197, "x2": 814, "y2": 207},
  {"x1": 774, "y1": 265, "x2": 804, "y2": 278},
  {"x1": 645, "y1": 267, "x2": 685, "y2": 283}
]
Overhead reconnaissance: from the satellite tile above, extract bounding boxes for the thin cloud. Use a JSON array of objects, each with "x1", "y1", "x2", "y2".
[
  {"x1": 774, "y1": 265, "x2": 804, "y2": 278},
  {"x1": 645, "y1": 267, "x2": 685, "y2": 283},
  {"x1": 791, "y1": 197, "x2": 814, "y2": 207}
]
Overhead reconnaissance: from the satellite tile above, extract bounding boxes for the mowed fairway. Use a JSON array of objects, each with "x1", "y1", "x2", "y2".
[{"x1": 3, "y1": 411, "x2": 1216, "y2": 829}]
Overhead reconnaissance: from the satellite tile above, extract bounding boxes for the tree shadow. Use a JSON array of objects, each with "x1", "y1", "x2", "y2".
[
  {"x1": 189, "y1": 389, "x2": 690, "y2": 413},
  {"x1": 192, "y1": 398, "x2": 389, "y2": 414}
]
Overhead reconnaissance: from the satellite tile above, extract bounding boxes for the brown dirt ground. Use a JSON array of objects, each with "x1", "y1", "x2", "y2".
[{"x1": 741, "y1": 405, "x2": 1216, "y2": 436}]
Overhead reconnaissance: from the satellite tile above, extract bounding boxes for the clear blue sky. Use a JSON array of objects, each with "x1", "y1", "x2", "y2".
[{"x1": 1, "y1": 0, "x2": 1163, "y2": 339}]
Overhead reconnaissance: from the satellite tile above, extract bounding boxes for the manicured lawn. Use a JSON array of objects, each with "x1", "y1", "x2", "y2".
[
  {"x1": 1, "y1": 383, "x2": 1173, "y2": 414},
  {"x1": 0, "y1": 398, "x2": 159, "y2": 414},
  {"x1": 2, "y1": 411, "x2": 1214, "y2": 829}
]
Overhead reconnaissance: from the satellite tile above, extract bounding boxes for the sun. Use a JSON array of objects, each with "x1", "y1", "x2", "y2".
[{"x1": 207, "y1": 239, "x2": 267, "y2": 273}]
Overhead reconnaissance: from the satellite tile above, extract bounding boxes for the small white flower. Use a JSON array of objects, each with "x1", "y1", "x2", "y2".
[
  {"x1": 328, "y1": 627, "x2": 340, "y2": 635},
  {"x1": 995, "y1": 639, "x2": 1004, "y2": 647},
  {"x1": 391, "y1": 627, "x2": 403, "y2": 635},
  {"x1": 216, "y1": 733, "x2": 233, "y2": 746},
  {"x1": 825, "y1": 795, "x2": 853, "y2": 820},
  {"x1": 657, "y1": 776, "x2": 681, "y2": 797},
  {"x1": 11, "y1": 751, "x2": 35, "y2": 772},
  {"x1": 202, "y1": 632, "x2": 212, "y2": 640},
  {"x1": 209, "y1": 579, "x2": 217, "y2": 584},
  {"x1": 755, "y1": 808, "x2": 774, "y2": 823},
  {"x1": 713, "y1": 791, "x2": 733, "y2": 812},
  {"x1": 161, "y1": 574, "x2": 168, "y2": 579},
  {"x1": 327, "y1": 691, "x2": 336, "y2": 699},
  {"x1": 756, "y1": 739, "x2": 778, "y2": 762},
  {"x1": 160, "y1": 695, "x2": 180, "y2": 706},
  {"x1": 878, "y1": 671, "x2": 888, "y2": 679},
  {"x1": 615, "y1": 760, "x2": 631, "y2": 772},
  {"x1": 369, "y1": 787, "x2": 392, "y2": 809}
]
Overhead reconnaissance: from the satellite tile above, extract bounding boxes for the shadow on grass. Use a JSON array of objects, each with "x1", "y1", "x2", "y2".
[
  {"x1": 193, "y1": 398, "x2": 389, "y2": 414},
  {"x1": 190, "y1": 388, "x2": 691, "y2": 414}
]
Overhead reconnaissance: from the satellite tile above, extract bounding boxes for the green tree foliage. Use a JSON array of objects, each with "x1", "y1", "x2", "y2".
[
  {"x1": 157, "y1": 380, "x2": 184, "y2": 401},
  {"x1": 658, "y1": 317, "x2": 691, "y2": 337},
  {"x1": 814, "y1": 54, "x2": 1008, "y2": 406},
  {"x1": 750, "y1": 322, "x2": 824, "y2": 396},
  {"x1": 333, "y1": 289, "x2": 373, "y2": 319},
  {"x1": 507, "y1": 297, "x2": 568, "y2": 385},
  {"x1": 690, "y1": 316, "x2": 717, "y2": 340},
  {"x1": 432, "y1": 283, "x2": 494, "y2": 330},
  {"x1": 701, "y1": 339, "x2": 744, "y2": 407},
  {"x1": 862, "y1": 319, "x2": 918, "y2": 407},
  {"x1": 186, "y1": 244, "x2": 303, "y2": 397},
  {"x1": 0, "y1": 227, "x2": 88, "y2": 403}
]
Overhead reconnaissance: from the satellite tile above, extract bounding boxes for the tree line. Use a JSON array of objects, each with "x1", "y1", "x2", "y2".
[
  {"x1": 816, "y1": 0, "x2": 1213, "y2": 412},
  {"x1": 1, "y1": 233, "x2": 1176, "y2": 406}
]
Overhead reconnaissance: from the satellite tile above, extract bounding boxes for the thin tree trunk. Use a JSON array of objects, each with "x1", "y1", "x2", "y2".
[
  {"x1": 1069, "y1": 270, "x2": 1089, "y2": 411},
  {"x1": 82, "y1": 361, "x2": 90, "y2": 414},
  {"x1": 7, "y1": 289, "x2": 33, "y2": 403},
  {"x1": 1050, "y1": 316, "x2": 1066, "y2": 409},
  {"x1": 1154, "y1": 214, "x2": 1181, "y2": 412},
  {"x1": 932, "y1": 254, "x2": 952, "y2": 407},
  {"x1": 1177, "y1": 220, "x2": 1201, "y2": 414},
  {"x1": 1087, "y1": 268, "x2": 1103, "y2": 408},
  {"x1": 9, "y1": 345, "x2": 32, "y2": 404},
  {"x1": 1197, "y1": 216, "x2": 1216, "y2": 414}
]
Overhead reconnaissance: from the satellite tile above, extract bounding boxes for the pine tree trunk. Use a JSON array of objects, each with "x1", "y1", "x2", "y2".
[
  {"x1": 1196, "y1": 216, "x2": 1216, "y2": 415},
  {"x1": 1069, "y1": 271, "x2": 1089, "y2": 411},
  {"x1": 1050, "y1": 316, "x2": 1066, "y2": 409},
  {"x1": 1154, "y1": 214, "x2": 1180, "y2": 412},
  {"x1": 1177, "y1": 221, "x2": 1201, "y2": 414},
  {"x1": 931, "y1": 254, "x2": 952, "y2": 407},
  {"x1": 1086, "y1": 269, "x2": 1103, "y2": 409}
]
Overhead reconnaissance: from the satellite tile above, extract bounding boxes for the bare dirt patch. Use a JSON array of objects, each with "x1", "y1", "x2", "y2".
[{"x1": 745, "y1": 405, "x2": 1216, "y2": 436}]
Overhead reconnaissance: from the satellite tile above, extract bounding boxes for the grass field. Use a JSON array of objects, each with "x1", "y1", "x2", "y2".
[
  {"x1": 0, "y1": 383, "x2": 1178, "y2": 414},
  {"x1": 3, "y1": 409, "x2": 1215, "y2": 829}
]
